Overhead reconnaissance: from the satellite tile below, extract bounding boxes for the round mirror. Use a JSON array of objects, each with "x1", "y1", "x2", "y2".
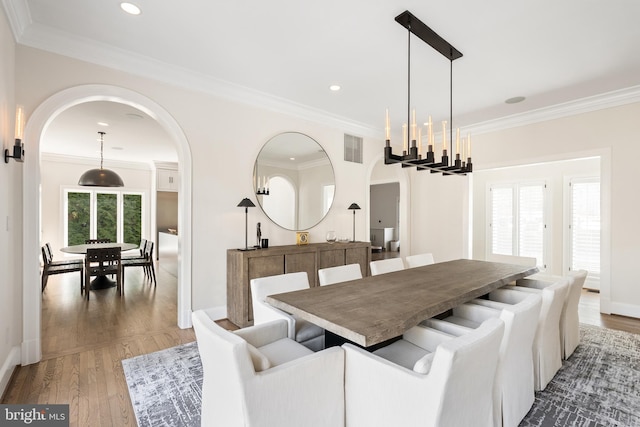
[{"x1": 254, "y1": 132, "x2": 335, "y2": 231}]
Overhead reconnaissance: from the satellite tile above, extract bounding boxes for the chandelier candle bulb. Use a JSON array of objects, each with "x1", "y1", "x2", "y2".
[
  {"x1": 456, "y1": 128, "x2": 460, "y2": 154},
  {"x1": 385, "y1": 109, "x2": 390, "y2": 141},
  {"x1": 411, "y1": 109, "x2": 417, "y2": 141},
  {"x1": 418, "y1": 128, "x2": 422, "y2": 157},
  {"x1": 402, "y1": 124, "x2": 407, "y2": 153}
]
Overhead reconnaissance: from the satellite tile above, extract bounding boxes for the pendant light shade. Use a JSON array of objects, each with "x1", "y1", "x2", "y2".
[
  {"x1": 78, "y1": 132, "x2": 124, "y2": 187},
  {"x1": 78, "y1": 168, "x2": 124, "y2": 187}
]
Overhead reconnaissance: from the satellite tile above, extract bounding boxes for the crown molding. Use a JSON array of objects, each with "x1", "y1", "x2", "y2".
[
  {"x1": 41, "y1": 152, "x2": 152, "y2": 170},
  {"x1": 464, "y1": 85, "x2": 640, "y2": 136},
  {"x1": 1, "y1": 0, "x2": 30, "y2": 41}
]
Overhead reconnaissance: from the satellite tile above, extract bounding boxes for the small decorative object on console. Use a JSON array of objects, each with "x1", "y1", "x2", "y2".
[{"x1": 296, "y1": 231, "x2": 309, "y2": 245}]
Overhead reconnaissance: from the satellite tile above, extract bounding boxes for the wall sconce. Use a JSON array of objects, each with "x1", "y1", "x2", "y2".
[{"x1": 5, "y1": 105, "x2": 25, "y2": 163}]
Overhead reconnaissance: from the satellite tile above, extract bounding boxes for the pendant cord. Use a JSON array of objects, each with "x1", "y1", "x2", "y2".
[
  {"x1": 407, "y1": 25, "x2": 411, "y2": 147},
  {"x1": 99, "y1": 131, "x2": 105, "y2": 170},
  {"x1": 449, "y1": 55, "x2": 453, "y2": 164}
]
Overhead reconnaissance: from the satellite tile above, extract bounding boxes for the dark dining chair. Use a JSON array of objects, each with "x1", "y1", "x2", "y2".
[
  {"x1": 45, "y1": 242, "x2": 84, "y2": 267},
  {"x1": 84, "y1": 247, "x2": 122, "y2": 299},
  {"x1": 41, "y1": 244, "x2": 84, "y2": 293},
  {"x1": 122, "y1": 240, "x2": 156, "y2": 287}
]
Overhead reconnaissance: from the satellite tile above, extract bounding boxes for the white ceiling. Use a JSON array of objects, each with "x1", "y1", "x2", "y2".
[{"x1": 5, "y1": 0, "x2": 640, "y2": 163}]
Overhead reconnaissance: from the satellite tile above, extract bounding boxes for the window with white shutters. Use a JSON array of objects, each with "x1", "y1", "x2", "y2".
[
  {"x1": 489, "y1": 182, "x2": 546, "y2": 267},
  {"x1": 569, "y1": 178, "x2": 600, "y2": 280}
]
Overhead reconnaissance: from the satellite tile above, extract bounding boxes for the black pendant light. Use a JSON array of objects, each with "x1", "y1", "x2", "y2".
[{"x1": 78, "y1": 131, "x2": 124, "y2": 187}]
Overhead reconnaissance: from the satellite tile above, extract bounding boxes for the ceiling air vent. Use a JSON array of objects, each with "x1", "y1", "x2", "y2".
[{"x1": 344, "y1": 134, "x2": 363, "y2": 164}]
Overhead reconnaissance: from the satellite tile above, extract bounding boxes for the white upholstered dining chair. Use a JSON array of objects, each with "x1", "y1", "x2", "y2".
[
  {"x1": 506, "y1": 277, "x2": 570, "y2": 391},
  {"x1": 443, "y1": 294, "x2": 542, "y2": 427},
  {"x1": 404, "y1": 252, "x2": 435, "y2": 268},
  {"x1": 343, "y1": 318, "x2": 504, "y2": 427},
  {"x1": 250, "y1": 272, "x2": 324, "y2": 351},
  {"x1": 192, "y1": 312, "x2": 345, "y2": 427},
  {"x1": 318, "y1": 263, "x2": 363, "y2": 286},
  {"x1": 370, "y1": 258, "x2": 405, "y2": 275}
]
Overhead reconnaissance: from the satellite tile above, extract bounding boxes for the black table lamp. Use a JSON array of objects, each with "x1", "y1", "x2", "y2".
[
  {"x1": 237, "y1": 198, "x2": 256, "y2": 251},
  {"x1": 348, "y1": 203, "x2": 361, "y2": 242}
]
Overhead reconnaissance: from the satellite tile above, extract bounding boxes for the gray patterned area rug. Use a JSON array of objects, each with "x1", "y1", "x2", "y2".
[{"x1": 122, "y1": 324, "x2": 640, "y2": 427}]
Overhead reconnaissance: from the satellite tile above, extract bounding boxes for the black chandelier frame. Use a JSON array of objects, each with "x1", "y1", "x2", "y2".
[{"x1": 384, "y1": 11, "x2": 472, "y2": 175}]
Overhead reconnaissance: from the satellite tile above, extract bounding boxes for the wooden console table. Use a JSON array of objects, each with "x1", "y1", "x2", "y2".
[{"x1": 227, "y1": 241, "x2": 371, "y2": 328}]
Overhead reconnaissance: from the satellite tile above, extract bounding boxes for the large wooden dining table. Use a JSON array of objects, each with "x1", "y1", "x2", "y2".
[
  {"x1": 266, "y1": 259, "x2": 538, "y2": 347},
  {"x1": 61, "y1": 242, "x2": 138, "y2": 289}
]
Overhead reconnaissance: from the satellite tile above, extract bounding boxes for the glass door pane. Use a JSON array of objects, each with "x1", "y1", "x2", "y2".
[
  {"x1": 67, "y1": 192, "x2": 90, "y2": 245},
  {"x1": 96, "y1": 193, "x2": 118, "y2": 242},
  {"x1": 123, "y1": 194, "x2": 142, "y2": 244}
]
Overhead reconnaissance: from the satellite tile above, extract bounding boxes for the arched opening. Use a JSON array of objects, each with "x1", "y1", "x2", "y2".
[{"x1": 22, "y1": 84, "x2": 193, "y2": 365}]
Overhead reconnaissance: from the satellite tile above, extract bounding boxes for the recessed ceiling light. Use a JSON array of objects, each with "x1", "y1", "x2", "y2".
[
  {"x1": 290, "y1": 157, "x2": 296, "y2": 161},
  {"x1": 126, "y1": 113, "x2": 144, "y2": 120},
  {"x1": 97, "y1": 122, "x2": 109, "y2": 127},
  {"x1": 329, "y1": 85, "x2": 341, "y2": 92},
  {"x1": 505, "y1": 96, "x2": 526, "y2": 104},
  {"x1": 112, "y1": 147, "x2": 124, "y2": 150},
  {"x1": 120, "y1": 2, "x2": 141, "y2": 15}
]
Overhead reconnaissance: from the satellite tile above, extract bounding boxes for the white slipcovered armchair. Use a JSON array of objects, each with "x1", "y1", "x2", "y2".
[
  {"x1": 370, "y1": 257, "x2": 405, "y2": 275},
  {"x1": 464, "y1": 294, "x2": 542, "y2": 427},
  {"x1": 318, "y1": 263, "x2": 363, "y2": 286},
  {"x1": 423, "y1": 293, "x2": 542, "y2": 427},
  {"x1": 192, "y1": 311, "x2": 345, "y2": 427},
  {"x1": 507, "y1": 277, "x2": 570, "y2": 390},
  {"x1": 343, "y1": 318, "x2": 504, "y2": 427},
  {"x1": 250, "y1": 272, "x2": 324, "y2": 351}
]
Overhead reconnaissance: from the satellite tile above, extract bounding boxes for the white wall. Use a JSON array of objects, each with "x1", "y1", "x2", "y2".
[
  {"x1": 39, "y1": 155, "x2": 152, "y2": 258},
  {"x1": 472, "y1": 102, "x2": 640, "y2": 317},
  {"x1": 0, "y1": 6, "x2": 22, "y2": 396},
  {"x1": 15, "y1": 46, "x2": 374, "y2": 313}
]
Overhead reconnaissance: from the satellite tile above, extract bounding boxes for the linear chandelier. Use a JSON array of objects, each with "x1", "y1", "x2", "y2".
[{"x1": 384, "y1": 11, "x2": 472, "y2": 175}]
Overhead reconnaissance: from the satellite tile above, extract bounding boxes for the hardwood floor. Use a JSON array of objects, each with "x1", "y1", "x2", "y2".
[
  {"x1": 2, "y1": 263, "x2": 639, "y2": 427},
  {"x1": 1, "y1": 258, "x2": 196, "y2": 427}
]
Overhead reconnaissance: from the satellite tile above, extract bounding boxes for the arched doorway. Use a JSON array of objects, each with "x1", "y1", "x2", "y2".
[{"x1": 22, "y1": 84, "x2": 193, "y2": 365}]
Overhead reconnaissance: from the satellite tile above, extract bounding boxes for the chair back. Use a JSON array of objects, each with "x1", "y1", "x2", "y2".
[
  {"x1": 428, "y1": 318, "x2": 504, "y2": 427},
  {"x1": 318, "y1": 264, "x2": 363, "y2": 286},
  {"x1": 144, "y1": 241, "x2": 154, "y2": 259},
  {"x1": 486, "y1": 253, "x2": 537, "y2": 267},
  {"x1": 405, "y1": 253, "x2": 435, "y2": 268},
  {"x1": 192, "y1": 310, "x2": 255, "y2": 427},
  {"x1": 250, "y1": 272, "x2": 309, "y2": 303},
  {"x1": 86, "y1": 247, "x2": 121, "y2": 271},
  {"x1": 562, "y1": 270, "x2": 587, "y2": 358},
  {"x1": 370, "y1": 258, "x2": 405, "y2": 276},
  {"x1": 41, "y1": 245, "x2": 52, "y2": 266},
  {"x1": 86, "y1": 238, "x2": 112, "y2": 244}
]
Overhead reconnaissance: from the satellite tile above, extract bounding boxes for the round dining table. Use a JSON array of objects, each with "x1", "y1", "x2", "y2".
[{"x1": 61, "y1": 242, "x2": 138, "y2": 289}]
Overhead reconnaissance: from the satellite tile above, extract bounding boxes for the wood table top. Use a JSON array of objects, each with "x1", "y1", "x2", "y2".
[{"x1": 266, "y1": 259, "x2": 539, "y2": 347}]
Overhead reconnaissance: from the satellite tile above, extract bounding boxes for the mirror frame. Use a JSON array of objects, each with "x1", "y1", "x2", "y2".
[{"x1": 254, "y1": 132, "x2": 335, "y2": 231}]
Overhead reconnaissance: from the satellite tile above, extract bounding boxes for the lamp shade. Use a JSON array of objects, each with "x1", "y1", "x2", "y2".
[
  {"x1": 78, "y1": 168, "x2": 124, "y2": 187},
  {"x1": 237, "y1": 198, "x2": 256, "y2": 208},
  {"x1": 348, "y1": 203, "x2": 361, "y2": 210},
  {"x1": 78, "y1": 131, "x2": 124, "y2": 187}
]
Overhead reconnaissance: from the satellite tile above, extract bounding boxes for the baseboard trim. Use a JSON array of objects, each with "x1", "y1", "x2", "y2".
[
  {"x1": 609, "y1": 301, "x2": 640, "y2": 319},
  {"x1": 0, "y1": 346, "x2": 21, "y2": 399}
]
